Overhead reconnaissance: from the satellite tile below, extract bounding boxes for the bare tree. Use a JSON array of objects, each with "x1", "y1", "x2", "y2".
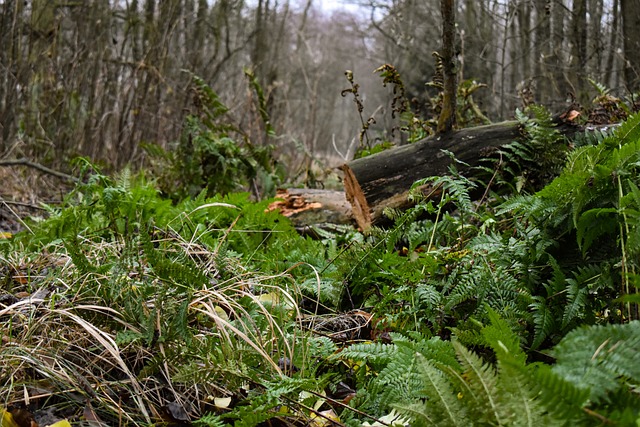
[{"x1": 0, "y1": 0, "x2": 632, "y2": 175}]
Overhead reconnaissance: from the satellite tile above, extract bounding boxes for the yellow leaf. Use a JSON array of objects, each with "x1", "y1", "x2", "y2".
[
  {"x1": 213, "y1": 305, "x2": 229, "y2": 321},
  {"x1": 0, "y1": 232, "x2": 12, "y2": 239},
  {"x1": 309, "y1": 409, "x2": 340, "y2": 426},
  {"x1": 1, "y1": 408, "x2": 19, "y2": 427},
  {"x1": 46, "y1": 420, "x2": 72, "y2": 427}
]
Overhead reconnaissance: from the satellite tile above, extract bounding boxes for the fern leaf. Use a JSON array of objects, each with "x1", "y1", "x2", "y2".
[
  {"x1": 481, "y1": 306, "x2": 526, "y2": 366},
  {"x1": 378, "y1": 349, "x2": 426, "y2": 403},
  {"x1": 334, "y1": 342, "x2": 397, "y2": 364},
  {"x1": 551, "y1": 321, "x2": 640, "y2": 404},
  {"x1": 561, "y1": 279, "x2": 588, "y2": 329},
  {"x1": 606, "y1": 112, "x2": 640, "y2": 147},
  {"x1": 453, "y1": 341, "x2": 503, "y2": 425},
  {"x1": 575, "y1": 207, "x2": 618, "y2": 254},
  {"x1": 534, "y1": 363, "x2": 590, "y2": 421},
  {"x1": 496, "y1": 360, "x2": 556, "y2": 427},
  {"x1": 414, "y1": 353, "x2": 471, "y2": 427},
  {"x1": 530, "y1": 297, "x2": 555, "y2": 350},
  {"x1": 389, "y1": 402, "x2": 433, "y2": 427}
]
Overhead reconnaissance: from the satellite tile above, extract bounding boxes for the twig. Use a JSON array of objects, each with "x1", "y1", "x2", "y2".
[
  {"x1": 582, "y1": 407, "x2": 615, "y2": 424},
  {"x1": 0, "y1": 200, "x2": 49, "y2": 210},
  {"x1": 0, "y1": 158, "x2": 78, "y2": 182}
]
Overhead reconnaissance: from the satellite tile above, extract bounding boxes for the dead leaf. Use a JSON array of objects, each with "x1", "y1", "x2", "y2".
[
  {"x1": 164, "y1": 402, "x2": 189, "y2": 422},
  {"x1": 213, "y1": 397, "x2": 231, "y2": 409},
  {"x1": 309, "y1": 409, "x2": 340, "y2": 426}
]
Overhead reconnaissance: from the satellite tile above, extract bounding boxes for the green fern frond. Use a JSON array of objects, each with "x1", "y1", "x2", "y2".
[
  {"x1": 560, "y1": 264, "x2": 603, "y2": 329},
  {"x1": 334, "y1": 342, "x2": 397, "y2": 364},
  {"x1": 453, "y1": 341, "x2": 503, "y2": 425},
  {"x1": 378, "y1": 350, "x2": 426, "y2": 402},
  {"x1": 530, "y1": 297, "x2": 556, "y2": 349},
  {"x1": 481, "y1": 306, "x2": 526, "y2": 365},
  {"x1": 390, "y1": 402, "x2": 433, "y2": 427},
  {"x1": 571, "y1": 127, "x2": 612, "y2": 148},
  {"x1": 551, "y1": 321, "x2": 640, "y2": 404},
  {"x1": 194, "y1": 413, "x2": 226, "y2": 427},
  {"x1": 587, "y1": 78, "x2": 610, "y2": 96},
  {"x1": 575, "y1": 207, "x2": 618, "y2": 254},
  {"x1": 604, "y1": 112, "x2": 640, "y2": 147},
  {"x1": 496, "y1": 360, "x2": 555, "y2": 427},
  {"x1": 394, "y1": 353, "x2": 471, "y2": 427},
  {"x1": 533, "y1": 363, "x2": 591, "y2": 420},
  {"x1": 393, "y1": 334, "x2": 459, "y2": 370}
]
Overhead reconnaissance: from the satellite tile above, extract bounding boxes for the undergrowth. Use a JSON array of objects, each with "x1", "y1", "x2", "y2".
[{"x1": 2, "y1": 111, "x2": 640, "y2": 425}]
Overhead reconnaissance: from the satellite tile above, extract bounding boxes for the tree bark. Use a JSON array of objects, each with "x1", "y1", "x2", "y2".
[
  {"x1": 438, "y1": 0, "x2": 457, "y2": 134},
  {"x1": 605, "y1": 0, "x2": 620, "y2": 88},
  {"x1": 341, "y1": 116, "x2": 586, "y2": 230},
  {"x1": 570, "y1": 0, "x2": 588, "y2": 105},
  {"x1": 621, "y1": 0, "x2": 640, "y2": 92}
]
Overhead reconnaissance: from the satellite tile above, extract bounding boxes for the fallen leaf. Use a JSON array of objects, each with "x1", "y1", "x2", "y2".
[
  {"x1": 309, "y1": 409, "x2": 340, "y2": 426},
  {"x1": 1, "y1": 408, "x2": 19, "y2": 427},
  {"x1": 213, "y1": 397, "x2": 231, "y2": 409},
  {"x1": 164, "y1": 402, "x2": 189, "y2": 422}
]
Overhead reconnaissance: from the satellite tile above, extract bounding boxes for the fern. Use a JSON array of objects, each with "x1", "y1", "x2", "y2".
[
  {"x1": 377, "y1": 349, "x2": 427, "y2": 403},
  {"x1": 532, "y1": 363, "x2": 590, "y2": 421},
  {"x1": 193, "y1": 413, "x2": 226, "y2": 427},
  {"x1": 334, "y1": 342, "x2": 398, "y2": 365},
  {"x1": 551, "y1": 321, "x2": 640, "y2": 404},
  {"x1": 394, "y1": 353, "x2": 471, "y2": 427},
  {"x1": 562, "y1": 264, "x2": 603, "y2": 328},
  {"x1": 530, "y1": 296, "x2": 557, "y2": 350},
  {"x1": 453, "y1": 341, "x2": 504, "y2": 425},
  {"x1": 575, "y1": 207, "x2": 618, "y2": 254},
  {"x1": 604, "y1": 112, "x2": 640, "y2": 147}
]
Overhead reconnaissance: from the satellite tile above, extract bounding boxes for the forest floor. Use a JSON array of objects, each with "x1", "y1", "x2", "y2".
[
  {"x1": 1, "y1": 112, "x2": 640, "y2": 426},
  {"x1": 0, "y1": 168, "x2": 68, "y2": 235}
]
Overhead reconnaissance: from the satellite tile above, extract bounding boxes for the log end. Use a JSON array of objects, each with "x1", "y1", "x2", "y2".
[
  {"x1": 267, "y1": 188, "x2": 353, "y2": 227},
  {"x1": 340, "y1": 164, "x2": 372, "y2": 230}
]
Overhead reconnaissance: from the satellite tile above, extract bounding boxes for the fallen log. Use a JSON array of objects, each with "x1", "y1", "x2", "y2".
[
  {"x1": 340, "y1": 114, "x2": 591, "y2": 230},
  {"x1": 267, "y1": 188, "x2": 352, "y2": 228}
]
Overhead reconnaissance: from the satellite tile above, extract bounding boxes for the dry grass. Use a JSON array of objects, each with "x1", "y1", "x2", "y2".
[{"x1": 0, "y1": 228, "x2": 307, "y2": 426}]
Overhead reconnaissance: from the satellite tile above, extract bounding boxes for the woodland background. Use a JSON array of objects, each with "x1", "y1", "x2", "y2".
[
  {"x1": 3, "y1": 2, "x2": 640, "y2": 425},
  {"x1": 2, "y1": 0, "x2": 640, "y2": 173}
]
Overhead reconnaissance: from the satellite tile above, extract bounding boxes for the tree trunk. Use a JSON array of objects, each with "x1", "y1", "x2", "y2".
[
  {"x1": 621, "y1": 0, "x2": 640, "y2": 92},
  {"x1": 438, "y1": 0, "x2": 457, "y2": 134},
  {"x1": 605, "y1": 0, "x2": 620, "y2": 88},
  {"x1": 550, "y1": 0, "x2": 568, "y2": 102},
  {"x1": 534, "y1": 0, "x2": 552, "y2": 104},
  {"x1": 570, "y1": 0, "x2": 588, "y2": 106},
  {"x1": 341, "y1": 116, "x2": 586, "y2": 230}
]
